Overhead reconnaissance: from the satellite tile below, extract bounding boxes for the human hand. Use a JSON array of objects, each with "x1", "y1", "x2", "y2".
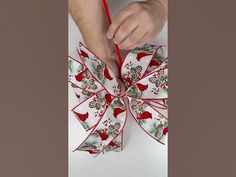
[{"x1": 106, "y1": 0, "x2": 167, "y2": 50}]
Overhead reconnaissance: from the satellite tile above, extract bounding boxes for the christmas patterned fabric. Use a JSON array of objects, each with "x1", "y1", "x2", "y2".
[{"x1": 69, "y1": 42, "x2": 168, "y2": 156}]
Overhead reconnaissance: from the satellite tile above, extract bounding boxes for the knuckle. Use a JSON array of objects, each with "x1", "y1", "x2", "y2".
[{"x1": 140, "y1": 10, "x2": 150, "y2": 20}]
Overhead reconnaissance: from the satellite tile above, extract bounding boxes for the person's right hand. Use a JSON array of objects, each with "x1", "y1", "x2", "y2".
[{"x1": 106, "y1": 0, "x2": 167, "y2": 50}]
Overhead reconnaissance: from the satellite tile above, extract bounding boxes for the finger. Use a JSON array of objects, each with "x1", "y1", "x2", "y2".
[
  {"x1": 118, "y1": 26, "x2": 147, "y2": 50},
  {"x1": 125, "y1": 32, "x2": 154, "y2": 50},
  {"x1": 113, "y1": 16, "x2": 139, "y2": 45},
  {"x1": 135, "y1": 33, "x2": 152, "y2": 48},
  {"x1": 126, "y1": 33, "x2": 149, "y2": 49},
  {"x1": 106, "y1": 8, "x2": 131, "y2": 39}
]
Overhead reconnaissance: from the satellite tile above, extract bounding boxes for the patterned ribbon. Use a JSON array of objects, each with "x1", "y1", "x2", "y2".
[{"x1": 68, "y1": 42, "x2": 168, "y2": 156}]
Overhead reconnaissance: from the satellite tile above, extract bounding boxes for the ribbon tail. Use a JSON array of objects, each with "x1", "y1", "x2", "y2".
[
  {"x1": 94, "y1": 130, "x2": 124, "y2": 158},
  {"x1": 71, "y1": 89, "x2": 108, "y2": 131},
  {"x1": 74, "y1": 97, "x2": 127, "y2": 156},
  {"x1": 103, "y1": 131, "x2": 124, "y2": 153}
]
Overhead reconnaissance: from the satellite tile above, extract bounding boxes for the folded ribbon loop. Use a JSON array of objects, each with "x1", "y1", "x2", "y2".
[{"x1": 69, "y1": 42, "x2": 168, "y2": 156}]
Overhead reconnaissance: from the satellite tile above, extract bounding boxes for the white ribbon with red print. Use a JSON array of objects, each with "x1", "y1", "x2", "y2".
[{"x1": 69, "y1": 42, "x2": 168, "y2": 156}]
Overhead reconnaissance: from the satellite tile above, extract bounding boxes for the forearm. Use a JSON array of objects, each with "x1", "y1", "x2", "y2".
[{"x1": 69, "y1": 0, "x2": 114, "y2": 60}]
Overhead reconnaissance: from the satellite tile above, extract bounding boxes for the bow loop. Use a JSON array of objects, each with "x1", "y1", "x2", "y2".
[
  {"x1": 68, "y1": 56, "x2": 104, "y2": 94},
  {"x1": 121, "y1": 44, "x2": 167, "y2": 87},
  {"x1": 126, "y1": 60, "x2": 168, "y2": 100},
  {"x1": 69, "y1": 43, "x2": 168, "y2": 155},
  {"x1": 74, "y1": 96, "x2": 127, "y2": 155},
  {"x1": 78, "y1": 43, "x2": 121, "y2": 97}
]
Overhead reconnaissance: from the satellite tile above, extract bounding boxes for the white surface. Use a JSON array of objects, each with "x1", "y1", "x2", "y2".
[{"x1": 69, "y1": 1, "x2": 168, "y2": 177}]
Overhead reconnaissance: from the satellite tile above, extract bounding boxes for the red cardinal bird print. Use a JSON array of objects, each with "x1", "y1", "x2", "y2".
[
  {"x1": 162, "y1": 127, "x2": 168, "y2": 135},
  {"x1": 124, "y1": 76, "x2": 132, "y2": 86},
  {"x1": 84, "y1": 149, "x2": 97, "y2": 154},
  {"x1": 136, "y1": 83, "x2": 148, "y2": 91},
  {"x1": 79, "y1": 50, "x2": 89, "y2": 59},
  {"x1": 138, "y1": 111, "x2": 152, "y2": 120},
  {"x1": 103, "y1": 66, "x2": 113, "y2": 80},
  {"x1": 96, "y1": 130, "x2": 109, "y2": 141},
  {"x1": 136, "y1": 52, "x2": 152, "y2": 61},
  {"x1": 113, "y1": 108, "x2": 125, "y2": 118},
  {"x1": 109, "y1": 141, "x2": 119, "y2": 148},
  {"x1": 75, "y1": 70, "x2": 86, "y2": 81},
  {"x1": 150, "y1": 60, "x2": 160, "y2": 67},
  {"x1": 74, "y1": 112, "x2": 89, "y2": 122},
  {"x1": 105, "y1": 93, "x2": 112, "y2": 103}
]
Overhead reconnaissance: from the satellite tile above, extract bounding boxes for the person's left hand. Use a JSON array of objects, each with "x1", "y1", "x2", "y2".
[{"x1": 106, "y1": 0, "x2": 167, "y2": 50}]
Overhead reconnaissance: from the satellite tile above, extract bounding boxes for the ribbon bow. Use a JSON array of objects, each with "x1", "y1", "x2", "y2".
[{"x1": 69, "y1": 42, "x2": 168, "y2": 156}]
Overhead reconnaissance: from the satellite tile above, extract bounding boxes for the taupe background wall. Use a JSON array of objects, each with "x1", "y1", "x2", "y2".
[
  {"x1": 0, "y1": 1, "x2": 68, "y2": 177},
  {"x1": 0, "y1": 0, "x2": 235, "y2": 177},
  {"x1": 169, "y1": 0, "x2": 236, "y2": 176}
]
